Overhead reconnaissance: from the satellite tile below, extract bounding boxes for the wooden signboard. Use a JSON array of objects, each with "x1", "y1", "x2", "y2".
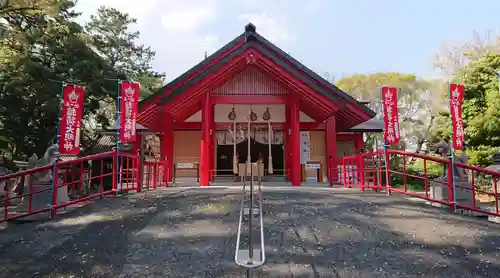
[
  {"x1": 177, "y1": 162, "x2": 195, "y2": 169},
  {"x1": 301, "y1": 160, "x2": 323, "y2": 183}
]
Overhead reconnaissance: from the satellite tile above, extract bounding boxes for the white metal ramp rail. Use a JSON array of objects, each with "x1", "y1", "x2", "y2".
[{"x1": 234, "y1": 162, "x2": 266, "y2": 277}]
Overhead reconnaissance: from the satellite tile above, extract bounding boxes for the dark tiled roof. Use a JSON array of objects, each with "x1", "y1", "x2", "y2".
[
  {"x1": 108, "y1": 121, "x2": 148, "y2": 131},
  {"x1": 139, "y1": 24, "x2": 376, "y2": 120},
  {"x1": 348, "y1": 118, "x2": 384, "y2": 132}
]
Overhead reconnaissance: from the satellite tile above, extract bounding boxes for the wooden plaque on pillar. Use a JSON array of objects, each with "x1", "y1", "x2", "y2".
[{"x1": 305, "y1": 160, "x2": 323, "y2": 183}]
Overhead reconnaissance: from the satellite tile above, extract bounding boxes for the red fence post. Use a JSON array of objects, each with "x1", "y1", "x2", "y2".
[
  {"x1": 112, "y1": 151, "x2": 117, "y2": 195},
  {"x1": 50, "y1": 165, "x2": 59, "y2": 218},
  {"x1": 384, "y1": 148, "x2": 392, "y2": 195},
  {"x1": 3, "y1": 189, "x2": 9, "y2": 221},
  {"x1": 342, "y1": 157, "x2": 347, "y2": 187},
  {"x1": 28, "y1": 176, "x2": 34, "y2": 213},
  {"x1": 447, "y1": 161, "x2": 455, "y2": 213},
  {"x1": 494, "y1": 177, "x2": 499, "y2": 215},
  {"x1": 359, "y1": 154, "x2": 365, "y2": 192}
]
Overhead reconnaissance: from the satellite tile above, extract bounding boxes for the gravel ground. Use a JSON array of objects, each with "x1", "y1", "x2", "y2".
[{"x1": 0, "y1": 186, "x2": 499, "y2": 278}]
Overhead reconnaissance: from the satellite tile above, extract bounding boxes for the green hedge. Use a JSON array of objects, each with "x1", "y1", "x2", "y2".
[{"x1": 376, "y1": 163, "x2": 443, "y2": 192}]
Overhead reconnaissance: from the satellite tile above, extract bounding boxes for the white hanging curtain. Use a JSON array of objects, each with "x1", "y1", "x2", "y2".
[
  {"x1": 252, "y1": 130, "x2": 284, "y2": 145},
  {"x1": 217, "y1": 130, "x2": 284, "y2": 145},
  {"x1": 216, "y1": 130, "x2": 246, "y2": 145}
]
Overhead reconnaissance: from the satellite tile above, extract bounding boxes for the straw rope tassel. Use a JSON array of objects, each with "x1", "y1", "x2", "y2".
[
  {"x1": 232, "y1": 120, "x2": 238, "y2": 174},
  {"x1": 268, "y1": 120, "x2": 273, "y2": 174}
]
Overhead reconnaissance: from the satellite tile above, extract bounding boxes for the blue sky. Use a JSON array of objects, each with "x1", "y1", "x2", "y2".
[{"x1": 76, "y1": 0, "x2": 500, "y2": 81}]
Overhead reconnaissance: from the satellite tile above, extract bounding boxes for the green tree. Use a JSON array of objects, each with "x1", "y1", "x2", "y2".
[
  {"x1": 336, "y1": 73, "x2": 443, "y2": 154},
  {"x1": 454, "y1": 52, "x2": 500, "y2": 166},
  {"x1": 0, "y1": 3, "x2": 164, "y2": 159},
  {"x1": 0, "y1": 1, "x2": 122, "y2": 158},
  {"x1": 85, "y1": 6, "x2": 164, "y2": 99}
]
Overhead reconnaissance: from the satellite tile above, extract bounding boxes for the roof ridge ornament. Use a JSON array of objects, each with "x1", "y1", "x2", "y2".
[
  {"x1": 245, "y1": 23, "x2": 256, "y2": 33},
  {"x1": 246, "y1": 53, "x2": 256, "y2": 64}
]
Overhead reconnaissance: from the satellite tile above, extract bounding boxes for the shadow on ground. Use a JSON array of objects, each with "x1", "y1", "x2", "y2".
[{"x1": 0, "y1": 187, "x2": 499, "y2": 277}]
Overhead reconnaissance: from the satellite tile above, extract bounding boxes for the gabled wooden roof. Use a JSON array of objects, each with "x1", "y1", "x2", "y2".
[{"x1": 138, "y1": 24, "x2": 376, "y2": 131}]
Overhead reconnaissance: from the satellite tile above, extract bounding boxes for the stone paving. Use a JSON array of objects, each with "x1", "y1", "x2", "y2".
[{"x1": 0, "y1": 186, "x2": 499, "y2": 277}]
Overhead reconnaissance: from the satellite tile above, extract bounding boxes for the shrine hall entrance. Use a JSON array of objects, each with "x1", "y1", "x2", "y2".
[{"x1": 216, "y1": 139, "x2": 284, "y2": 177}]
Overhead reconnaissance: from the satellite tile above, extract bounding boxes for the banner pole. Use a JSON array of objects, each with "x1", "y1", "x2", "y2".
[
  {"x1": 233, "y1": 114, "x2": 237, "y2": 175},
  {"x1": 49, "y1": 82, "x2": 66, "y2": 218},
  {"x1": 268, "y1": 118, "x2": 273, "y2": 174},
  {"x1": 448, "y1": 83, "x2": 457, "y2": 213},
  {"x1": 383, "y1": 143, "x2": 391, "y2": 196},
  {"x1": 115, "y1": 79, "x2": 122, "y2": 197},
  {"x1": 381, "y1": 87, "x2": 391, "y2": 196}
]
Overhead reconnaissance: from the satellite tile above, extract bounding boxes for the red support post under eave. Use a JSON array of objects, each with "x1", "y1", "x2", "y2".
[
  {"x1": 210, "y1": 105, "x2": 216, "y2": 181},
  {"x1": 284, "y1": 104, "x2": 291, "y2": 181},
  {"x1": 200, "y1": 93, "x2": 211, "y2": 186},
  {"x1": 290, "y1": 100, "x2": 301, "y2": 186},
  {"x1": 354, "y1": 133, "x2": 364, "y2": 154},
  {"x1": 161, "y1": 117, "x2": 174, "y2": 182},
  {"x1": 325, "y1": 116, "x2": 337, "y2": 185}
]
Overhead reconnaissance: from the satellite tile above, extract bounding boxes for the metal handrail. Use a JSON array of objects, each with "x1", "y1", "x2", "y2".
[{"x1": 235, "y1": 161, "x2": 266, "y2": 273}]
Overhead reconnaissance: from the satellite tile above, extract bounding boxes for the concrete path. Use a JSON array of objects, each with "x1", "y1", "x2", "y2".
[{"x1": 0, "y1": 187, "x2": 499, "y2": 277}]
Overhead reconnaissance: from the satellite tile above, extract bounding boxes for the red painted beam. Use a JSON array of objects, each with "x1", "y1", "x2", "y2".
[
  {"x1": 168, "y1": 57, "x2": 249, "y2": 118},
  {"x1": 140, "y1": 38, "x2": 247, "y2": 113},
  {"x1": 251, "y1": 50, "x2": 340, "y2": 113},
  {"x1": 175, "y1": 102, "x2": 202, "y2": 123},
  {"x1": 137, "y1": 104, "x2": 158, "y2": 123},
  {"x1": 146, "y1": 46, "x2": 349, "y2": 126},
  {"x1": 167, "y1": 53, "x2": 249, "y2": 112},
  {"x1": 166, "y1": 47, "x2": 335, "y2": 122},
  {"x1": 256, "y1": 62, "x2": 335, "y2": 116},
  {"x1": 172, "y1": 121, "x2": 325, "y2": 130},
  {"x1": 211, "y1": 95, "x2": 285, "y2": 104},
  {"x1": 345, "y1": 103, "x2": 372, "y2": 121},
  {"x1": 260, "y1": 42, "x2": 373, "y2": 121}
]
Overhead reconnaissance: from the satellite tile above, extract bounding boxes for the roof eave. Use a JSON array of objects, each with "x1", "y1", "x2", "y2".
[
  {"x1": 139, "y1": 32, "x2": 249, "y2": 110},
  {"x1": 252, "y1": 33, "x2": 376, "y2": 118}
]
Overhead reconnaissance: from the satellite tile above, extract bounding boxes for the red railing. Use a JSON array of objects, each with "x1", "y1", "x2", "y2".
[
  {"x1": 340, "y1": 150, "x2": 500, "y2": 217},
  {"x1": 0, "y1": 151, "x2": 168, "y2": 223}
]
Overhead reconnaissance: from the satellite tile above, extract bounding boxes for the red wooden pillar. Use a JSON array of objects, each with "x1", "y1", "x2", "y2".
[
  {"x1": 209, "y1": 105, "x2": 216, "y2": 181},
  {"x1": 165, "y1": 118, "x2": 174, "y2": 182},
  {"x1": 354, "y1": 133, "x2": 364, "y2": 154},
  {"x1": 290, "y1": 101, "x2": 301, "y2": 186},
  {"x1": 160, "y1": 116, "x2": 174, "y2": 182},
  {"x1": 325, "y1": 116, "x2": 337, "y2": 184},
  {"x1": 200, "y1": 93, "x2": 211, "y2": 186},
  {"x1": 132, "y1": 140, "x2": 141, "y2": 156},
  {"x1": 284, "y1": 105, "x2": 291, "y2": 181}
]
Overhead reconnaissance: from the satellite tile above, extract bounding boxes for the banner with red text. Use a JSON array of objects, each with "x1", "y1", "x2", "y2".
[
  {"x1": 382, "y1": 87, "x2": 400, "y2": 145},
  {"x1": 119, "y1": 81, "x2": 140, "y2": 143},
  {"x1": 59, "y1": 85, "x2": 84, "y2": 155},
  {"x1": 449, "y1": 83, "x2": 465, "y2": 150}
]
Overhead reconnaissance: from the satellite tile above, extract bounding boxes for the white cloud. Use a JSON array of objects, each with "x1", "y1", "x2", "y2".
[
  {"x1": 238, "y1": 12, "x2": 294, "y2": 45},
  {"x1": 75, "y1": 0, "x2": 158, "y2": 24},
  {"x1": 74, "y1": 0, "x2": 296, "y2": 82},
  {"x1": 161, "y1": 0, "x2": 218, "y2": 34},
  {"x1": 304, "y1": 0, "x2": 329, "y2": 13}
]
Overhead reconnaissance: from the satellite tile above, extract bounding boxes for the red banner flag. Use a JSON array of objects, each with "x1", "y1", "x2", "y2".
[
  {"x1": 449, "y1": 83, "x2": 465, "y2": 150},
  {"x1": 382, "y1": 87, "x2": 400, "y2": 145},
  {"x1": 119, "y1": 81, "x2": 140, "y2": 143},
  {"x1": 59, "y1": 85, "x2": 84, "y2": 155}
]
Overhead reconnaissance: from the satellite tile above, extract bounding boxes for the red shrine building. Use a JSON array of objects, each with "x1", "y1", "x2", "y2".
[{"x1": 136, "y1": 24, "x2": 381, "y2": 186}]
